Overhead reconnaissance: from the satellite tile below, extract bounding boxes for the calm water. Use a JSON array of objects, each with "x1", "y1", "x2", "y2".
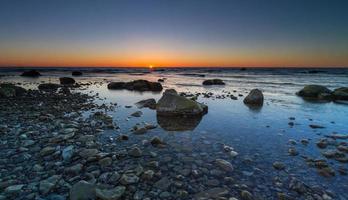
[{"x1": 1, "y1": 67, "x2": 348, "y2": 199}]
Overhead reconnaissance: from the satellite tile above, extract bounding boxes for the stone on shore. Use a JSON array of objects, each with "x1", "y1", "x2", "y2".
[
  {"x1": 72, "y1": 71, "x2": 83, "y2": 76},
  {"x1": 38, "y1": 83, "x2": 60, "y2": 91},
  {"x1": 96, "y1": 186, "x2": 126, "y2": 200},
  {"x1": 0, "y1": 84, "x2": 26, "y2": 98},
  {"x1": 243, "y1": 89, "x2": 264, "y2": 105},
  {"x1": 59, "y1": 77, "x2": 76, "y2": 85},
  {"x1": 135, "y1": 98, "x2": 156, "y2": 109},
  {"x1": 156, "y1": 89, "x2": 208, "y2": 116},
  {"x1": 21, "y1": 70, "x2": 41, "y2": 77},
  {"x1": 215, "y1": 159, "x2": 233, "y2": 172},
  {"x1": 107, "y1": 80, "x2": 162, "y2": 91},
  {"x1": 70, "y1": 181, "x2": 96, "y2": 200},
  {"x1": 332, "y1": 87, "x2": 348, "y2": 100},
  {"x1": 202, "y1": 79, "x2": 225, "y2": 85},
  {"x1": 296, "y1": 85, "x2": 332, "y2": 99}
]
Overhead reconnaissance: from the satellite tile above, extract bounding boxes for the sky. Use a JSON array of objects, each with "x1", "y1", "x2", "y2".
[{"x1": 0, "y1": 0, "x2": 347, "y2": 68}]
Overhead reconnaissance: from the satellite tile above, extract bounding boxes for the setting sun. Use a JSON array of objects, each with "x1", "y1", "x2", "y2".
[{"x1": 149, "y1": 65, "x2": 154, "y2": 69}]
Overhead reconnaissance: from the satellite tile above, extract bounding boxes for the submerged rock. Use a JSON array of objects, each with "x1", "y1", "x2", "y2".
[
  {"x1": 202, "y1": 79, "x2": 225, "y2": 85},
  {"x1": 59, "y1": 77, "x2": 76, "y2": 85},
  {"x1": 157, "y1": 114, "x2": 203, "y2": 131},
  {"x1": 72, "y1": 71, "x2": 83, "y2": 76},
  {"x1": 243, "y1": 89, "x2": 264, "y2": 105},
  {"x1": 296, "y1": 85, "x2": 332, "y2": 99},
  {"x1": 0, "y1": 84, "x2": 26, "y2": 98},
  {"x1": 332, "y1": 87, "x2": 348, "y2": 100},
  {"x1": 38, "y1": 83, "x2": 60, "y2": 91},
  {"x1": 215, "y1": 159, "x2": 233, "y2": 172},
  {"x1": 107, "y1": 80, "x2": 162, "y2": 91},
  {"x1": 156, "y1": 89, "x2": 208, "y2": 116},
  {"x1": 21, "y1": 70, "x2": 41, "y2": 77},
  {"x1": 135, "y1": 98, "x2": 156, "y2": 109}
]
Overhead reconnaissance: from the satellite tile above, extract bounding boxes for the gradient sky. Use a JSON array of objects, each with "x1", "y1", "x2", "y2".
[{"x1": 0, "y1": 0, "x2": 348, "y2": 67}]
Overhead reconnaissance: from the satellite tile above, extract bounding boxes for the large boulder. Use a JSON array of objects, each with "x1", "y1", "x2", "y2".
[
  {"x1": 107, "y1": 80, "x2": 162, "y2": 92},
  {"x1": 21, "y1": 70, "x2": 41, "y2": 77},
  {"x1": 202, "y1": 79, "x2": 225, "y2": 85},
  {"x1": 135, "y1": 98, "x2": 156, "y2": 109},
  {"x1": 38, "y1": 83, "x2": 60, "y2": 91},
  {"x1": 243, "y1": 89, "x2": 264, "y2": 105},
  {"x1": 332, "y1": 87, "x2": 348, "y2": 100},
  {"x1": 59, "y1": 77, "x2": 76, "y2": 85},
  {"x1": 0, "y1": 84, "x2": 26, "y2": 98},
  {"x1": 156, "y1": 89, "x2": 208, "y2": 116},
  {"x1": 72, "y1": 71, "x2": 83, "y2": 76},
  {"x1": 296, "y1": 85, "x2": 332, "y2": 99}
]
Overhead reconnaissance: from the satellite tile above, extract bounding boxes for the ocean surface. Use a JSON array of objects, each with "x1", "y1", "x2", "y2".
[{"x1": 1, "y1": 67, "x2": 348, "y2": 199}]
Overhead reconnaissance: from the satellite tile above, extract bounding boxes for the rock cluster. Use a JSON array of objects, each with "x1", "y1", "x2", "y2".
[
  {"x1": 202, "y1": 79, "x2": 225, "y2": 85},
  {"x1": 107, "y1": 80, "x2": 162, "y2": 92},
  {"x1": 297, "y1": 85, "x2": 348, "y2": 101},
  {"x1": 20, "y1": 70, "x2": 41, "y2": 77}
]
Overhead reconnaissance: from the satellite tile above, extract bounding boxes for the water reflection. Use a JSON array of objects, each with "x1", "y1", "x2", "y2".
[{"x1": 157, "y1": 114, "x2": 203, "y2": 131}]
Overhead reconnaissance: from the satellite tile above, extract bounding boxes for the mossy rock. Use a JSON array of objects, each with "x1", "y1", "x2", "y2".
[
  {"x1": 333, "y1": 87, "x2": 348, "y2": 100},
  {"x1": 0, "y1": 83, "x2": 26, "y2": 98},
  {"x1": 297, "y1": 85, "x2": 332, "y2": 98}
]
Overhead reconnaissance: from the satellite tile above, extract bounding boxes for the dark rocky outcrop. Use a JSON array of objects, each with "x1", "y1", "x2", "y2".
[
  {"x1": 59, "y1": 77, "x2": 76, "y2": 85},
  {"x1": 38, "y1": 83, "x2": 60, "y2": 91},
  {"x1": 107, "y1": 80, "x2": 162, "y2": 92},
  {"x1": 0, "y1": 84, "x2": 26, "y2": 98},
  {"x1": 243, "y1": 89, "x2": 264, "y2": 106},
  {"x1": 135, "y1": 98, "x2": 156, "y2": 109},
  {"x1": 156, "y1": 89, "x2": 208, "y2": 116},
  {"x1": 202, "y1": 79, "x2": 225, "y2": 85},
  {"x1": 20, "y1": 70, "x2": 41, "y2": 77},
  {"x1": 332, "y1": 87, "x2": 348, "y2": 100},
  {"x1": 72, "y1": 71, "x2": 83, "y2": 76},
  {"x1": 296, "y1": 85, "x2": 332, "y2": 99}
]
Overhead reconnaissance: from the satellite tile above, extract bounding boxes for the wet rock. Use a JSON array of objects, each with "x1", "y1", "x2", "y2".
[
  {"x1": 38, "y1": 83, "x2": 60, "y2": 91},
  {"x1": 39, "y1": 175, "x2": 61, "y2": 194},
  {"x1": 194, "y1": 187, "x2": 228, "y2": 199},
  {"x1": 40, "y1": 146, "x2": 56, "y2": 157},
  {"x1": 65, "y1": 163, "x2": 83, "y2": 175},
  {"x1": 99, "y1": 157, "x2": 112, "y2": 167},
  {"x1": 202, "y1": 79, "x2": 225, "y2": 85},
  {"x1": 133, "y1": 127, "x2": 147, "y2": 135},
  {"x1": 62, "y1": 145, "x2": 74, "y2": 161},
  {"x1": 120, "y1": 174, "x2": 139, "y2": 185},
  {"x1": 316, "y1": 139, "x2": 328, "y2": 148},
  {"x1": 5, "y1": 184, "x2": 25, "y2": 194},
  {"x1": 243, "y1": 89, "x2": 264, "y2": 106},
  {"x1": 289, "y1": 178, "x2": 308, "y2": 194},
  {"x1": 301, "y1": 139, "x2": 309, "y2": 145},
  {"x1": 337, "y1": 145, "x2": 348, "y2": 153},
  {"x1": 21, "y1": 70, "x2": 41, "y2": 77},
  {"x1": 332, "y1": 87, "x2": 348, "y2": 100},
  {"x1": 72, "y1": 71, "x2": 83, "y2": 76},
  {"x1": 79, "y1": 148, "x2": 99, "y2": 158},
  {"x1": 142, "y1": 170, "x2": 154, "y2": 180},
  {"x1": 128, "y1": 147, "x2": 142, "y2": 157},
  {"x1": 309, "y1": 124, "x2": 325, "y2": 129},
  {"x1": 156, "y1": 89, "x2": 208, "y2": 116},
  {"x1": 154, "y1": 177, "x2": 171, "y2": 190},
  {"x1": 296, "y1": 85, "x2": 332, "y2": 99},
  {"x1": 96, "y1": 186, "x2": 126, "y2": 200},
  {"x1": 70, "y1": 180, "x2": 96, "y2": 200},
  {"x1": 318, "y1": 167, "x2": 335, "y2": 177},
  {"x1": 288, "y1": 148, "x2": 299, "y2": 156},
  {"x1": 59, "y1": 77, "x2": 76, "y2": 85},
  {"x1": 273, "y1": 161, "x2": 285, "y2": 170},
  {"x1": 0, "y1": 83, "x2": 26, "y2": 98},
  {"x1": 107, "y1": 80, "x2": 162, "y2": 91},
  {"x1": 150, "y1": 136, "x2": 165, "y2": 147},
  {"x1": 322, "y1": 150, "x2": 345, "y2": 159},
  {"x1": 215, "y1": 159, "x2": 233, "y2": 172},
  {"x1": 241, "y1": 190, "x2": 253, "y2": 200},
  {"x1": 135, "y1": 98, "x2": 156, "y2": 109},
  {"x1": 131, "y1": 111, "x2": 143, "y2": 117}
]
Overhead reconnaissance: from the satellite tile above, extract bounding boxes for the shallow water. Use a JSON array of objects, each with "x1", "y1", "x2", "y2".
[{"x1": 1, "y1": 68, "x2": 348, "y2": 199}]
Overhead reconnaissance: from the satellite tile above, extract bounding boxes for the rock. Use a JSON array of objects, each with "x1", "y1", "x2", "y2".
[
  {"x1": 150, "y1": 136, "x2": 165, "y2": 147},
  {"x1": 131, "y1": 111, "x2": 143, "y2": 117},
  {"x1": 40, "y1": 146, "x2": 56, "y2": 157},
  {"x1": 59, "y1": 77, "x2": 76, "y2": 85},
  {"x1": 317, "y1": 139, "x2": 328, "y2": 148},
  {"x1": 65, "y1": 164, "x2": 83, "y2": 175},
  {"x1": 21, "y1": 70, "x2": 41, "y2": 77},
  {"x1": 241, "y1": 190, "x2": 253, "y2": 200},
  {"x1": 108, "y1": 80, "x2": 162, "y2": 91},
  {"x1": 288, "y1": 148, "x2": 299, "y2": 156},
  {"x1": 156, "y1": 89, "x2": 208, "y2": 116},
  {"x1": 158, "y1": 78, "x2": 164, "y2": 82},
  {"x1": 215, "y1": 159, "x2": 233, "y2": 172},
  {"x1": 72, "y1": 71, "x2": 83, "y2": 76},
  {"x1": 337, "y1": 145, "x2": 348, "y2": 153},
  {"x1": 154, "y1": 177, "x2": 171, "y2": 190},
  {"x1": 99, "y1": 157, "x2": 112, "y2": 167},
  {"x1": 39, "y1": 175, "x2": 61, "y2": 194},
  {"x1": 70, "y1": 181, "x2": 96, "y2": 200},
  {"x1": 243, "y1": 89, "x2": 264, "y2": 105},
  {"x1": 273, "y1": 161, "x2": 285, "y2": 170},
  {"x1": 0, "y1": 84, "x2": 26, "y2": 98},
  {"x1": 135, "y1": 98, "x2": 156, "y2": 109},
  {"x1": 38, "y1": 83, "x2": 60, "y2": 91},
  {"x1": 120, "y1": 174, "x2": 139, "y2": 185},
  {"x1": 79, "y1": 148, "x2": 99, "y2": 158},
  {"x1": 332, "y1": 87, "x2": 348, "y2": 100},
  {"x1": 62, "y1": 145, "x2": 74, "y2": 161},
  {"x1": 318, "y1": 167, "x2": 335, "y2": 177},
  {"x1": 194, "y1": 187, "x2": 228, "y2": 199},
  {"x1": 289, "y1": 178, "x2": 308, "y2": 194},
  {"x1": 202, "y1": 79, "x2": 225, "y2": 85},
  {"x1": 96, "y1": 186, "x2": 126, "y2": 200},
  {"x1": 296, "y1": 85, "x2": 332, "y2": 99},
  {"x1": 133, "y1": 127, "x2": 147, "y2": 135},
  {"x1": 309, "y1": 124, "x2": 325, "y2": 129},
  {"x1": 128, "y1": 147, "x2": 142, "y2": 157},
  {"x1": 142, "y1": 170, "x2": 154, "y2": 180},
  {"x1": 5, "y1": 184, "x2": 25, "y2": 194}
]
